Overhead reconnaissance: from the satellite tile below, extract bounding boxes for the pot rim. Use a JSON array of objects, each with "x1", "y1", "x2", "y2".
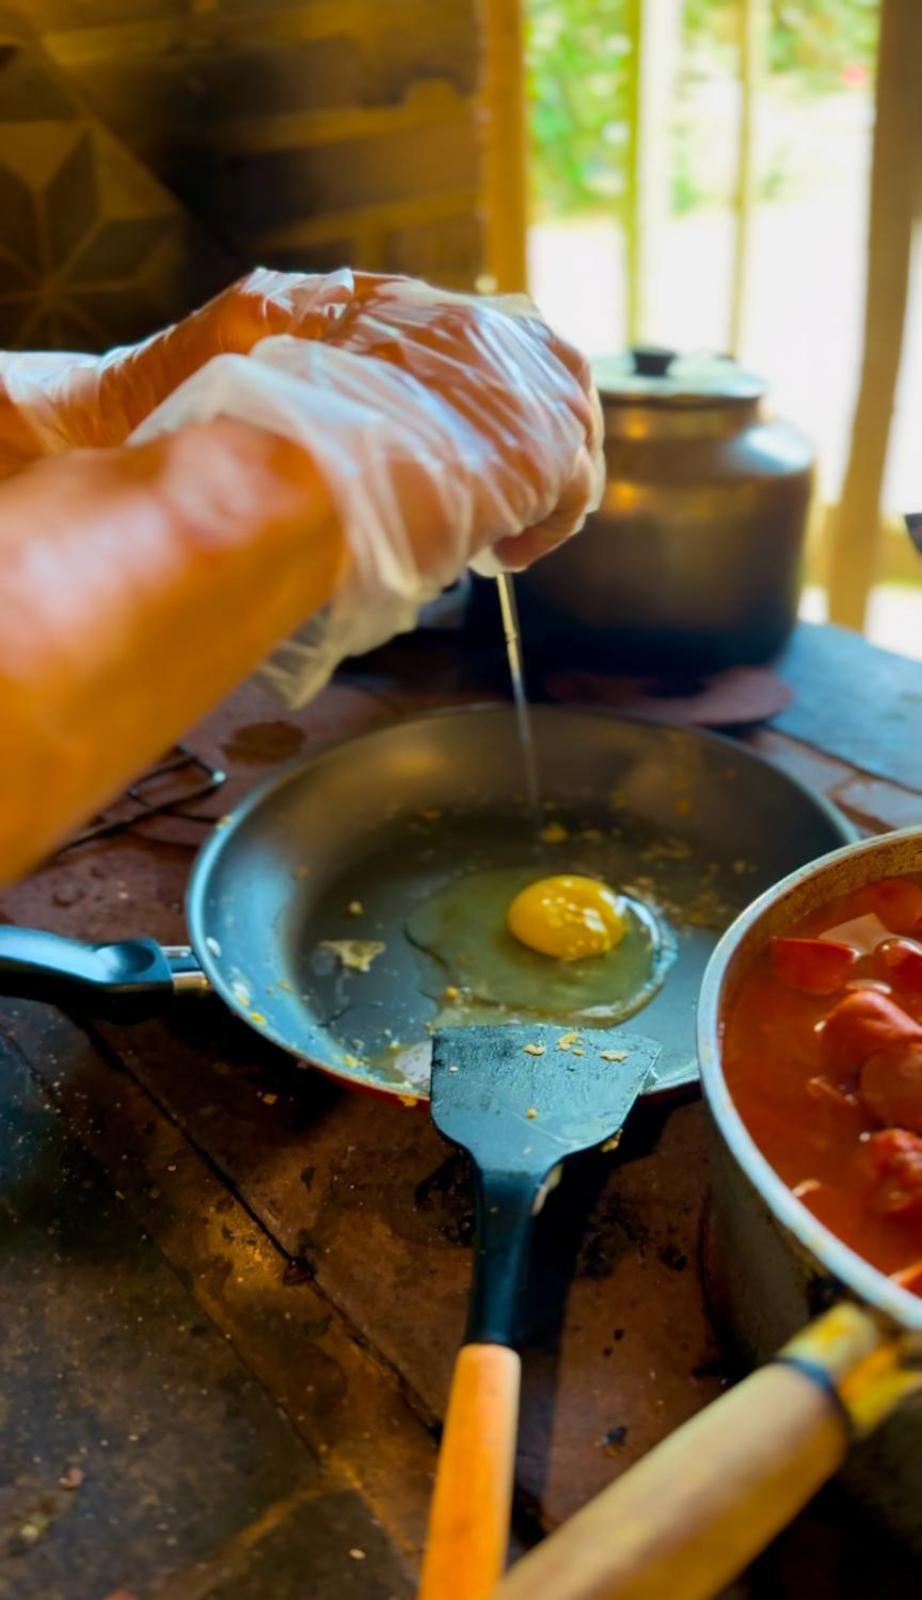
[{"x1": 697, "y1": 823, "x2": 922, "y2": 1333}]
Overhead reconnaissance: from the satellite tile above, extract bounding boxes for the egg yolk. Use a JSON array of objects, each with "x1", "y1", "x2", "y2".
[{"x1": 507, "y1": 875, "x2": 626, "y2": 962}]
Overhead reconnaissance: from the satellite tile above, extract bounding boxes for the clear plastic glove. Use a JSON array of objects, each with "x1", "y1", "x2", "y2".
[
  {"x1": 128, "y1": 271, "x2": 603, "y2": 702},
  {"x1": 0, "y1": 269, "x2": 603, "y2": 701},
  {"x1": 0, "y1": 270, "x2": 602, "y2": 880},
  {"x1": 0, "y1": 270, "x2": 356, "y2": 467}
]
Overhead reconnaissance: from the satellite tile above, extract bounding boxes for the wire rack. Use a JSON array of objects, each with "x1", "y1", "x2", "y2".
[{"x1": 56, "y1": 745, "x2": 227, "y2": 856}]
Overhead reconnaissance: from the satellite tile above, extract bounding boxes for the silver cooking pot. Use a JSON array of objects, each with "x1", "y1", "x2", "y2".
[{"x1": 697, "y1": 825, "x2": 922, "y2": 1547}]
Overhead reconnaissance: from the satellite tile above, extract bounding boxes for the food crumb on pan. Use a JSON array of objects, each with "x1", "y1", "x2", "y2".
[
  {"x1": 557, "y1": 1031, "x2": 583, "y2": 1052},
  {"x1": 443, "y1": 984, "x2": 461, "y2": 1002},
  {"x1": 537, "y1": 820, "x2": 568, "y2": 844},
  {"x1": 319, "y1": 939, "x2": 386, "y2": 973},
  {"x1": 205, "y1": 935, "x2": 222, "y2": 958},
  {"x1": 600, "y1": 1049, "x2": 628, "y2": 1063},
  {"x1": 601, "y1": 1131, "x2": 622, "y2": 1153},
  {"x1": 600, "y1": 1425, "x2": 629, "y2": 1453},
  {"x1": 249, "y1": 1010, "x2": 267, "y2": 1025},
  {"x1": 523, "y1": 1043, "x2": 546, "y2": 1057},
  {"x1": 347, "y1": 900, "x2": 364, "y2": 916},
  {"x1": 525, "y1": 1107, "x2": 539, "y2": 1119},
  {"x1": 640, "y1": 837, "x2": 692, "y2": 864}
]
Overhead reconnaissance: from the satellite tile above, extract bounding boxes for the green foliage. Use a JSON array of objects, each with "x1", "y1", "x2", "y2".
[
  {"x1": 670, "y1": 135, "x2": 702, "y2": 215},
  {"x1": 766, "y1": 0, "x2": 877, "y2": 86},
  {"x1": 528, "y1": 0, "x2": 634, "y2": 213},
  {"x1": 684, "y1": 0, "x2": 878, "y2": 85},
  {"x1": 528, "y1": 0, "x2": 879, "y2": 217}
]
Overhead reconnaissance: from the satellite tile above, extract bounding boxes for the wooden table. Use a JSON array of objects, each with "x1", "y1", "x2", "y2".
[{"x1": 1, "y1": 622, "x2": 920, "y2": 1600}]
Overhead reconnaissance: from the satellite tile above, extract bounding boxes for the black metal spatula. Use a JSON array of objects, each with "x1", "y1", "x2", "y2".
[{"x1": 417, "y1": 1023, "x2": 661, "y2": 1600}]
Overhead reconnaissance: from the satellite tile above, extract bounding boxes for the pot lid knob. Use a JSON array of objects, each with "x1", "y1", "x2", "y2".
[{"x1": 631, "y1": 345, "x2": 676, "y2": 378}]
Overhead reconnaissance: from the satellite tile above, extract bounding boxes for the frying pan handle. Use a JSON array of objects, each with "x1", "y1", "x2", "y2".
[{"x1": 0, "y1": 926, "x2": 208, "y2": 1020}]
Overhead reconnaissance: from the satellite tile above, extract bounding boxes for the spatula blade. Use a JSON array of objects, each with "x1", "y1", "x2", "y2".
[{"x1": 431, "y1": 1024, "x2": 661, "y2": 1176}]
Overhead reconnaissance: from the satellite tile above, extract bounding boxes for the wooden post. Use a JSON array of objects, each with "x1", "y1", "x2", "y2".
[
  {"x1": 479, "y1": 0, "x2": 529, "y2": 292},
  {"x1": 730, "y1": 0, "x2": 767, "y2": 356},
  {"x1": 624, "y1": 0, "x2": 644, "y2": 343},
  {"x1": 625, "y1": 0, "x2": 682, "y2": 345},
  {"x1": 827, "y1": 0, "x2": 922, "y2": 629}
]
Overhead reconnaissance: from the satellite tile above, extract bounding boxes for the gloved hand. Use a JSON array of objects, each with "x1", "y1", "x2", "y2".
[
  {"x1": 126, "y1": 270, "x2": 603, "y2": 700},
  {"x1": 0, "y1": 269, "x2": 602, "y2": 880},
  {"x1": 1, "y1": 270, "x2": 602, "y2": 702}
]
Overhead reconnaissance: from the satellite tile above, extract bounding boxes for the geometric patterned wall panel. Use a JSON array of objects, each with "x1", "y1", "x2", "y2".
[{"x1": 0, "y1": 1, "x2": 486, "y2": 352}]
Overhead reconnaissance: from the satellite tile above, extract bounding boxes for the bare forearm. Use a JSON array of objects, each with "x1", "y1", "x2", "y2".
[{"x1": 0, "y1": 418, "x2": 344, "y2": 883}]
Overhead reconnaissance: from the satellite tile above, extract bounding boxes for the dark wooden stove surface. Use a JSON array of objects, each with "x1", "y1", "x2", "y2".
[{"x1": 1, "y1": 623, "x2": 920, "y2": 1599}]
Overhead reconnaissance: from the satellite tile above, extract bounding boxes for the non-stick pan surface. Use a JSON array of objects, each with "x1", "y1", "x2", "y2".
[{"x1": 185, "y1": 705, "x2": 852, "y2": 1100}]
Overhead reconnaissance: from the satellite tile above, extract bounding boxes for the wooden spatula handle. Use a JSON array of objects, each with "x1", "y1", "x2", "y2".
[{"x1": 418, "y1": 1342, "x2": 521, "y2": 1600}]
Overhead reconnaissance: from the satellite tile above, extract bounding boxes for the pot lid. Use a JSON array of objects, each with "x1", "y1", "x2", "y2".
[{"x1": 592, "y1": 346, "x2": 765, "y2": 405}]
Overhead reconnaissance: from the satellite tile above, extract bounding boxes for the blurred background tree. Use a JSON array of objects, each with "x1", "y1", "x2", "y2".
[
  {"x1": 529, "y1": 0, "x2": 633, "y2": 212},
  {"x1": 528, "y1": 0, "x2": 879, "y2": 216}
]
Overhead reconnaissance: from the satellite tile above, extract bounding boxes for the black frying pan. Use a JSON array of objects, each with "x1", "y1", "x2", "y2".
[{"x1": 0, "y1": 706, "x2": 853, "y2": 1101}]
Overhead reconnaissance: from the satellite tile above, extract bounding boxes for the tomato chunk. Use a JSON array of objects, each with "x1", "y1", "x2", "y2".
[
  {"x1": 855, "y1": 878, "x2": 922, "y2": 935},
  {"x1": 822, "y1": 989, "x2": 922, "y2": 1076},
  {"x1": 821, "y1": 914, "x2": 889, "y2": 955},
  {"x1": 770, "y1": 936, "x2": 857, "y2": 995},
  {"x1": 859, "y1": 1128, "x2": 922, "y2": 1218},
  {"x1": 860, "y1": 1041, "x2": 922, "y2": 1133},
  {"x1": 877, "y1": 937, "x2": 922, "y2": 995}
]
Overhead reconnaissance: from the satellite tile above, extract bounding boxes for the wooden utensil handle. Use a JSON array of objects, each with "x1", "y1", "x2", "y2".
[
  {"x1": 493, "y1": 1359, "x2": 847, "y2": 1600},
  {"x1": 418, "y1": 1342, "x2": 521, "y2": 1600},
  {"x1": 495, "y1": 1300, "x2": 916, "y2": 1600}
]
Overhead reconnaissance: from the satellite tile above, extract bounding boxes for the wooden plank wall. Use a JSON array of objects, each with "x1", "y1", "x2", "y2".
[{"x1": 0, "y1": 0, "x2": 488, "y2": 351}]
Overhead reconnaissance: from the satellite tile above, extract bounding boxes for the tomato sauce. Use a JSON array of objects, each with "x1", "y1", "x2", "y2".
[{"x1": 723, "y1": 874, "x2": 922, "y2": 1295}]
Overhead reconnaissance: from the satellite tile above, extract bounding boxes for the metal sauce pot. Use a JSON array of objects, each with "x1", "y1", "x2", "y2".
[
  {"x1": 698, "y1": 826, "x2": 922, "y2": 1549},
  {"x1": 516, "y1": 346, "x2": 815, "y2": 673}
]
